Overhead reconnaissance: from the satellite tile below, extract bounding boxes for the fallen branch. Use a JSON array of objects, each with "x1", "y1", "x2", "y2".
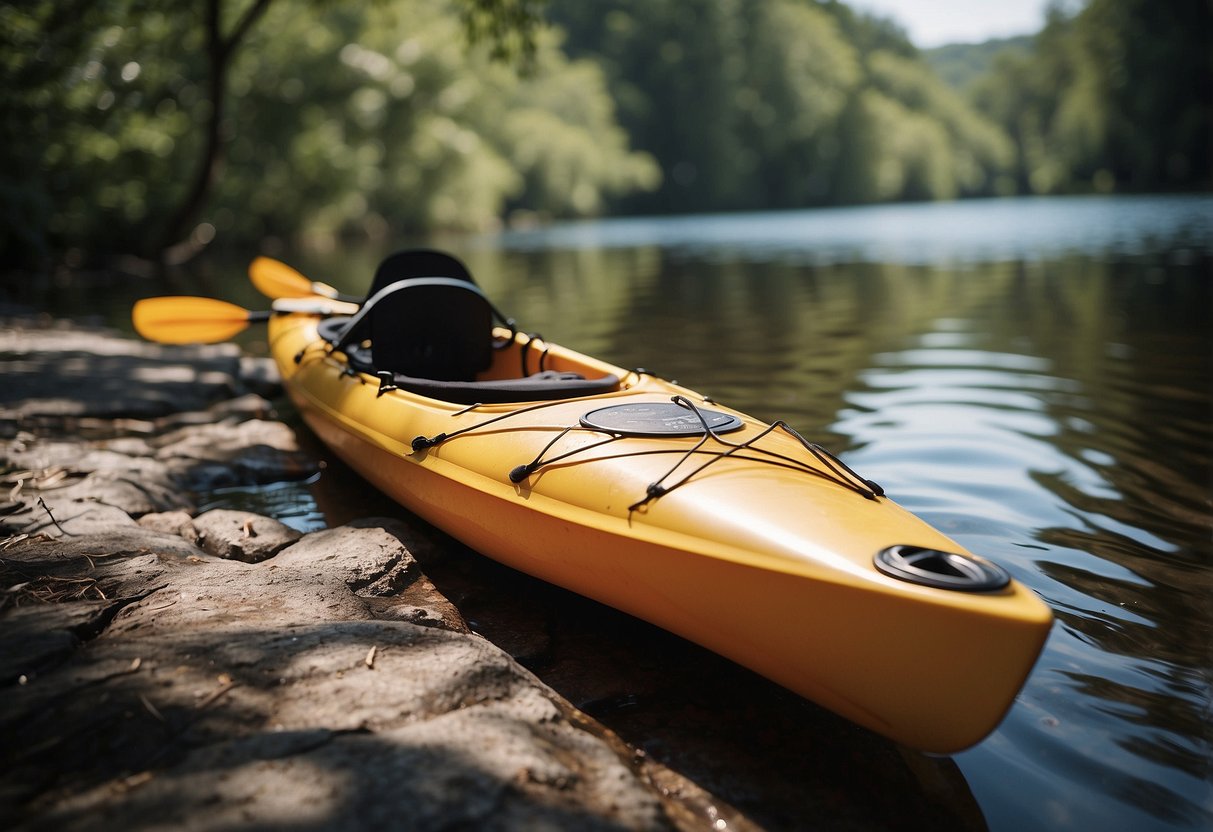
[{"x1": 37, "y1": 497, "x2": 73, "y2": 537}]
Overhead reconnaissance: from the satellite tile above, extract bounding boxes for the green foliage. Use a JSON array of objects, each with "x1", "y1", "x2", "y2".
[
  {"x1": 548, "y1": 0, "x2": 1013, "y2": 211},
  {"x1": 223, "y1": 3, "x2": 656, "y2": 239},
  {"x1": 0, "y1": 0, "x2": 656, "y2": 265},
  {"x1": 866, "y1": 51, "x2": 1015, "y2": 197},
  {"x1": 969, "y1": 0, "x2": 1211, "y2": 194},
  {"x1": 840, "y1": 90, "x2": 955, "y2": 202},
  {"x1": 923, "y1": 36, "x2": 1033, "y2": 92},
  {"x1": 492, "y1": 39, "x2": 661, "y2": 217},
  {"x1": 1, "y1": 3, "x2": 205, "y2": 260}
]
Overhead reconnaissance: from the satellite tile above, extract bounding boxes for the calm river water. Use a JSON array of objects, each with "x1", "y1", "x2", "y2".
[{"x1": 48, "y1": 194, "x2": 1213, "y2": 830}]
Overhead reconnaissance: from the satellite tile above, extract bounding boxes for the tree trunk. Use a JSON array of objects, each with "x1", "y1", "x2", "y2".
[{"x1": 156, "y1": 0, "x2": 273, "y2": 262}]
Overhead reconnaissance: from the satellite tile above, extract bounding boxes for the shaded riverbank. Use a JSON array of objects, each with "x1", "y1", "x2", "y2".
[{"x1": 1, "y1": 315, "x2": 983, "y2": 831}]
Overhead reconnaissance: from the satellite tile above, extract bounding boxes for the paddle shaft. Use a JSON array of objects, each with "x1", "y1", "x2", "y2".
[{"x1": 271, "y1": 297, "x2": 359, "y2": 315}]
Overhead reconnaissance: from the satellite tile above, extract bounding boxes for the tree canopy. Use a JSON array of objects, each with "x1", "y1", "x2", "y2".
[
  {"x1": 546, "y1": 0, "x2": 1209, "y2": 211},
  {"x1": 0, "y1": 0, "x2": 654, "y2": 267},
  {"x1": 969, "y1": 0, "x2": 1211, "y2": 195},
  {"x1": 1, "y1": 0, "x2": 1207, "y2": 271},
  {"x1": 922, "y1": 36, "x2": 1033, "y2": 92},
  {"x1": 548, "y1": 0, "x2": 1013, "y2": 211}
]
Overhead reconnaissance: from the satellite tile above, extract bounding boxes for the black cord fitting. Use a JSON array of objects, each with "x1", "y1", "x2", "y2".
[
  {"x1": 412, "y1": 434, "x2": 444, "y2": 452},
  {"x1": 508, "y1": 464, "x2": 533, "y2": 483},
  {"x1": 376, "y1": 371, "x2": 398, "y2": 398}
]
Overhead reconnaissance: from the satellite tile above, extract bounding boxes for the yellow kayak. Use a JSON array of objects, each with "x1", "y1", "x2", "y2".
[{"x1": 266, "y1": 250, "x2": 1053, "y2": 753}]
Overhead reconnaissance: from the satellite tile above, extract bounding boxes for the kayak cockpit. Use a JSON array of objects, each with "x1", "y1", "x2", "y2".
[
  {"x1": 311, "y1": 249, "x2": 623, "y2": 405},
  {"x1": 315, "y1": 316, "x2": 624, "y2": 405}
]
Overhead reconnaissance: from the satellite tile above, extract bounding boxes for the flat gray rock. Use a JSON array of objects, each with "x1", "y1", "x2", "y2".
[
  {"x1": 185, "y1": 508, "x2": 302, "y2": 563},
  {"x1": 0, "y1": 517, "x2": 668, "y2": 832}
]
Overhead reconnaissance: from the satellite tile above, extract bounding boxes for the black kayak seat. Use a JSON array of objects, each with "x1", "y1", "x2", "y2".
[
  {"x1": 338, "y1": 248, "x2": 512, "y2": 382},
  {"x1": 336, "y1": 249, "x2": 486, "y2": 366},
  {"x1": 333, "y1": 277, "x2": 493, "y2": 381},
  {"x1": 375, "y1": 277, "x2": 492, "y2": 381}
]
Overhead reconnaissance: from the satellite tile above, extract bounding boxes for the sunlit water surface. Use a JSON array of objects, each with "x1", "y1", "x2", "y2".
[{"x1": 51, "y1": 194, "x2": 1212, "y2": 830}]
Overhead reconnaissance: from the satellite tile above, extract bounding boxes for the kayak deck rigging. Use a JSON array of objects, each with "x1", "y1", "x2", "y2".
[{"x1": 406, "y1": 393, "x2": 885, "y2": 508}]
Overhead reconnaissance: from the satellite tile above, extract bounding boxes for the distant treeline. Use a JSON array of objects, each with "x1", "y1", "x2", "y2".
[
  {"x1": 921, "y1": 37, "x2": 1034, "y2": 91},
  {"x1": 550, "y1": 0, "x2": 1015, "y2": 213},
  {"x1": 548, "y1": 0, "x2": 1211, "y2": 212},
  {"x1": 1, "y1": 0, "x2": 1208, "y2": 269},
  {"x1": 967, "y1": 0, "x2": 1211, "y2": 195}
]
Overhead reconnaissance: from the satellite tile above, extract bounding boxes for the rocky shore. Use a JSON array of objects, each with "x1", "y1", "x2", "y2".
[{"x1": 1, "y1": 315, "x2": 986, "y2": 831}]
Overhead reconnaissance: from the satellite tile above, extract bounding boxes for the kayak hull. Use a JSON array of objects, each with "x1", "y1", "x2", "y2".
[{"x1": 271, "y1": 313, "x2": 1052, "y2": 753}]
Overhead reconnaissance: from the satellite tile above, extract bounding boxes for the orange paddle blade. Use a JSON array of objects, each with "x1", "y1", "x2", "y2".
[
  {"x1": 249, "y1": 256, "x2": 339, "y2": 300},
  {"x1": 132, "y1": 296, "x2": 257, "y2": 344}
]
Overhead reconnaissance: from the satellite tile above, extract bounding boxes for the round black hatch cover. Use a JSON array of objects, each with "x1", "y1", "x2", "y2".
[
  {"x1": 874, "y1": 545, "x2": 1011, "y2": 592},
  {"x1": 580, "y1": 402, "x2": 744, "y2": 437}
]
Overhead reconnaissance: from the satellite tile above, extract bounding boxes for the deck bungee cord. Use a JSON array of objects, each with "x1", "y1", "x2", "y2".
[
  {"x1": 618, "y1": 396, "x2": 883, "y2": 508},
  {"x1": 403, "y1": 387, "x2": 885, "y2": 508},
  {"x1": 518, "y1": 332, "x2": 551, "y2": 375}
]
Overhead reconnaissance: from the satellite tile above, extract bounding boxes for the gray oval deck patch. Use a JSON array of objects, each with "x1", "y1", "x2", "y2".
[{"x1": 579, "y1": 402, "x2": 744, "y2": 437}]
